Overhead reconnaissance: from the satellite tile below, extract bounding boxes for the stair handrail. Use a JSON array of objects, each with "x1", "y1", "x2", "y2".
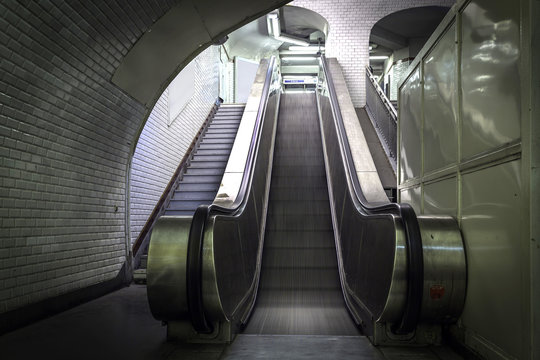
[
  {"x1": 366, "y1": 66, "x2": 397, "y2": 120},
  {"x1": 365, "y1": 67, "x2": 398, "y2": 171}
]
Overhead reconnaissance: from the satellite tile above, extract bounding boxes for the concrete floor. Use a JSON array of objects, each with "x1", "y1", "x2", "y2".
[{"x1": 0, "y1": 285, "x2": 466, "y2": 360}]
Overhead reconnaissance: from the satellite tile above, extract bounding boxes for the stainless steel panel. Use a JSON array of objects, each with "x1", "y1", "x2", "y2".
[
  {"x1": 461, "y1": 160, "x2": 522, "y2": 358},
  {"x1": 146, "y1": 216, "x2": 192, "y2": 321},
  {"x1": 399, "y1": 66, "x2": 422, "y2": 183},
  {"x1": 417, "y1": 216, "x2": 466, "y2": 323},
  {"x1": 461, "y1": 0, "x2": 520, "y2": 159},
  {"x1": 423, "y1": 23, "x2": 457, "y2": 173},
  {"x1": 423, "y1": 177, "x2": 457, "y2": 217}
]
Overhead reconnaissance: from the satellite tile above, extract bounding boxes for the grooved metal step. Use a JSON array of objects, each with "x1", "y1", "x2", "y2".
[
  {"x1": 195, "y1": 149, "x2": 233, "y2": 156},
  {"x1": 172, "y1": 191, "x2": 216, "y2": 201}
]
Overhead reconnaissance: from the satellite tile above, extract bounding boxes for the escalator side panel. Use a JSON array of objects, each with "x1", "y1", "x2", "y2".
[{"x1": 318, "y1": 93, "x2": 407, "y2": 329}]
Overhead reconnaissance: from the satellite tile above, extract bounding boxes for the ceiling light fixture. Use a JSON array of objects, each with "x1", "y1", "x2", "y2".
[
  {"x1": 281, "y1": 56, "x2": 317, "y2": 61},
  {"x1": 288, "y1": 46, "x2": 324, "y2": 52}
]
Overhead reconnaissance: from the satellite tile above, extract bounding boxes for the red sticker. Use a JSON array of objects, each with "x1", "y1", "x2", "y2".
[{"x1": 430, "y1": 285, "x2": 445, "y2": 300}]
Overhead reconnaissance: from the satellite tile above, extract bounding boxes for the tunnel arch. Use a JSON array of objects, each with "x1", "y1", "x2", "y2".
[
  {"x1": 0, "y1": 0, "x2": 453, "y2": 326},
  {"x1": 367, "y1": 6, "x2": 451, "y2": 98}
]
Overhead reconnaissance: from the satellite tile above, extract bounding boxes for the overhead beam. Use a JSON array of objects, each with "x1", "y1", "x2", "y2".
[{"x1": 370, "y1": 25, "x2": 407, "y2": 50}]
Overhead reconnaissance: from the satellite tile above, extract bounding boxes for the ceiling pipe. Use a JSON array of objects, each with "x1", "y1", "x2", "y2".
[{"x1": 267, "y1": 12, "x2": 310, "y2": 46}]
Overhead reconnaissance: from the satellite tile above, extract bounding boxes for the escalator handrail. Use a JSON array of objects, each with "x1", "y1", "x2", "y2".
[
  {"x1": 320, "y1": 54, "x2": 423, "y2": 334},
  {"x1": 186, "y1": 57, "x2": 277, "y2": 333}
]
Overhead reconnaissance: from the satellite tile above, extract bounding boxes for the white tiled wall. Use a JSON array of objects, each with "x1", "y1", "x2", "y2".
[
  {"x1": 0, "y1": 1, "x2": 175, "y2": 314},
  {"x1": 129, "y1": 47, "x2": 219, "y2": 246},
  {"x1": 292, "y1": 0, "x2": 455, "y2": 106}
]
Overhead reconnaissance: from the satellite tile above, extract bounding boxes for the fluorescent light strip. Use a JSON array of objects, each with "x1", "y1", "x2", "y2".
[
  {"x1": 288, "y1": 46, "x2": 324, "y2": 52},
  {"x1": 281, "y1": 56, "x2": 317, "y2": 61}
]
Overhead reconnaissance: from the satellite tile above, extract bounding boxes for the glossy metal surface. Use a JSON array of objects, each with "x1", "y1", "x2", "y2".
[
  {"x1": 146, "y1": 216, "x2": 192, "y2": 321},
  {"x1": 417, "y1": 216, "x2": 466, "y2": 323},
  {"x1": 423, "y1": 23, "x2": 457, "y2": 173},
  {"x1": 461, "y1": 0, "x2": 520, "y2": 159},
  {"x1": 399, "y1": 66, "x2": 422, "y2": 184}
]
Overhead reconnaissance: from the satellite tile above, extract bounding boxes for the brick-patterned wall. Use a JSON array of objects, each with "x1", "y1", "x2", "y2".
[
  {"x1": 130, "y1": 47, "x2": 219, "y2": 246},
  {"x1": 292, "y1": 0, "x2": 455, "y2": 106},
  {"x1": 0, "y1": 1, "x2": 179, "y2": 314}
]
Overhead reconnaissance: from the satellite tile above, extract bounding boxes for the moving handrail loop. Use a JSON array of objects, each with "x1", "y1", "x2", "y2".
[
  {"x1": 186, "y1": 57, "x2": 277, "y2": 333},
  {"x1": 320, "y1": 55, "x2": 424, "y2": 335}
]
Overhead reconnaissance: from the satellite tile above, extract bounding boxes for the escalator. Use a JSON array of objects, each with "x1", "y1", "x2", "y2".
[
  {"x1": 244, "y1": 93, "x2": 357, "y2": 335},
  {"x1": 146, "y1": 56, "x2": 466, "y2": 351}
]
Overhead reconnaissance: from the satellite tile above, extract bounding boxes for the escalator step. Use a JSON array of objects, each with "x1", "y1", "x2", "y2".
[
  {"x1": 266, "y1": 200, "x2": 331, "y2": 216},
  {"x1": 265, "y1": 213, "x2": 333, "y2": 231},
  {"x1": 197, "y1": 143, "x2": 233, "y2": 150},
  {"x1": 195, "y1": 149, "x2": 233, "y2": 156},
  {"x1": 191, "y1": 154, "x2": 230, "y2": 162},
  {"x1": 200, "y1": 138, "x2": 235, "y2": 144},
  {"x1": 178, "y1": 183, "x2": 220, "y2": 192},
  {"x1": 179, "y1": 174, "x2": 223, "y2": 183},
  {"x1": 172, "y1": 190, "x2": 216, "y2": 201},
  {"x1": 203, "y1": 133, "x2": 237, "y2": 139},
  {"x1": 184, "y1": 167, "x2": 225, "y2": 176},
  {"x1": 188, "y1": 160, "x2": 228, "y2": 168}
]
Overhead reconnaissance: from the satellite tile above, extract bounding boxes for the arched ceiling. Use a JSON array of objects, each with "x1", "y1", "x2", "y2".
[
  {"x1": 111, "y1": 0, "x2": 291, "y2": 107},
  {"x1": 370, "y1": 6, "x2": 451, "y2": 55}
]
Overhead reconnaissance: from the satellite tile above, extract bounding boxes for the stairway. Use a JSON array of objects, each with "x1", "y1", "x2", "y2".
[
  {"x1": 164, "y1": 104, "x2": 244, "y2": 216},
  {"x1": 134, "y1": 104, "x2": 245, "y2": 283}
]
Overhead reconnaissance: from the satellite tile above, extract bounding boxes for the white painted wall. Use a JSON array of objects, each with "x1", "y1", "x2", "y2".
[{"x1": 234, "y1": 57, "x2": 260, "y2": 103}]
